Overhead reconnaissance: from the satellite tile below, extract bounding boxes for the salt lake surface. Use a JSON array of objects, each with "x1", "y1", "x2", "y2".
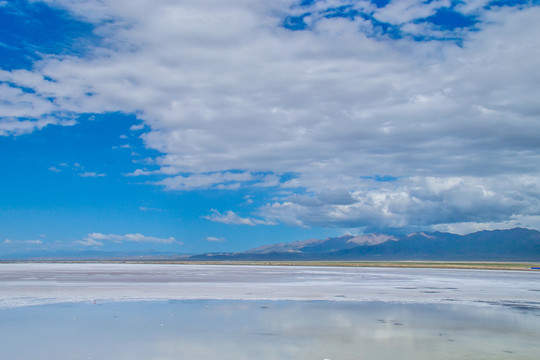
[{"x1": 1, "y1": 264, "x2": 540, "y2": 359}]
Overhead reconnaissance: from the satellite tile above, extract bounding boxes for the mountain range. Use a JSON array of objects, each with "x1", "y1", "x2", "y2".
[
  {"x1": 189, "y1": 227, "x2": 540, "y2": 261},
  {"x1": 3, "y1": 228, "x2": 539, "y2": 262}
]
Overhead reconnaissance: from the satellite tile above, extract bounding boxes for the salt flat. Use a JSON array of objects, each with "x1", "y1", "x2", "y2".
[{"x1": 1, "y1": 263, "x2": 539, "y2": 308}]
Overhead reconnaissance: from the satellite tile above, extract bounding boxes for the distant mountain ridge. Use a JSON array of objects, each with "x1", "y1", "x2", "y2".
[
  {"x1": 190, "y1": 227, "x2": 540, "y2": 261},
  {"x1": 3, "y1": 228, "x2": 539, "y2": 262},
  {"x1": 245, "y1": 233, "x2": 399, "y2": 254}
]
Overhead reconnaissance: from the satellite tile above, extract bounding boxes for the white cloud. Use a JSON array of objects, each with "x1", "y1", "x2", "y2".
[
  {"x1": 112, "y1": 144, "x2": 131, "y2": 149},
  {"x1": 48, "y1": 162, "x2": 107, "y2": 177},
  {"x1": 206, "y1": 236, "x2": 225, "y2": 242},
  {"x1": 432, "y1": 215, "x2": 540, "y2": 235},
  {"x1": 204, "y1": 210, "x2": 276, "y2": 226},
  {"x1": 2, "y1": 1, "x2": 540, "y2": 231},
  {"x1": 260, "y1": 175, "x2": 540, "y2": 231},
  {"x1": 156, "y1": 171, "x2": 278, "y2": 191},
  {"x1": 3, "y1": 238, "x2": 43, "y2": 245},
  {"x1": 0, "y1": 81, "x2": 55, "y2": 117},
  {"x1": 124, "y1": 169, "x2": 154, "y2": 176},
  {"x1": 25, "y1": 239, "x2": 43, "y2": 245},
  {"x1": 158, "y1": 172, "x2": 252, "y2": 190},
  {"x1": 455, "y1": 0, "x2": 492, "y2": 15},
  {"x1": 76, "y1": 232, "x2": 180, "y2": 246},
  {"x1": 77, "y1": 236, "x2": 104, "y2": 247},
  {"x1": 138, "y1": 206, "x2": 163, "y2": 212},
  {"x1": 79, "y1": 171, "x2": 106, "y2": 177},
  {"x1": 372, "y1": 0, "x2": 450, "y2": 25},
  {"x1": 130, "y1": 124, "x2": 145, "y2": 131},
  {"x1": 123, "y1": 233, "x2": 177, "y2": 243},
  {"x1": 0, "y1": 116, "x2": 76, "y2": 136}
]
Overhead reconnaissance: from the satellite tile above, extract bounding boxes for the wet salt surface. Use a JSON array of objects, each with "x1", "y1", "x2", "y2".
[
  {"x1": 1, "y1": 300, "x2": 539, "y2": 360},
  {"x1": 0, "y1": 263, "x2": 539, "y2": 308},
  {"x1": 1, "y1": 264, "x2": 540, "y2": 359}
]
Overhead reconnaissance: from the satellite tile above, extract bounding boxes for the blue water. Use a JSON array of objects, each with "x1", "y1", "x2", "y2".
[{"x1": 1, "y1": 300, "x2": 539, "y2": 359}]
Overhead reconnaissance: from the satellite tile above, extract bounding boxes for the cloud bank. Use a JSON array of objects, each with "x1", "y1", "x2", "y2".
[{"x1": 1, "y1": 0, "x2": 540, "y2": 232}]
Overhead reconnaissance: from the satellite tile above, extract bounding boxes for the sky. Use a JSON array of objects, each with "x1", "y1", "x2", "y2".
[{"x1": 1, "y1": 0, "x2": 540, "y2": 257}]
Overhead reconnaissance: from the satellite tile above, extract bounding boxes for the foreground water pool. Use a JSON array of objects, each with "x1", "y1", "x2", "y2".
[{"x1": 1, "y1": 299, "x2": 539, "y2": 360}]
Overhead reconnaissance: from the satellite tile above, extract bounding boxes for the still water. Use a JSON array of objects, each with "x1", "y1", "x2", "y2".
[{"x1": 1, "y1": 299, "x2": 539, "y2": 360}]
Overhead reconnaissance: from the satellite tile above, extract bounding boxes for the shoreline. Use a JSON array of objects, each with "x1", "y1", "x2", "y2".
[
  {"x1": 1, "y1": 263, "x2": 539, "y2": 309},
  {"x1": 1, "y1": 260, "x2": 539, "y2": 271}
]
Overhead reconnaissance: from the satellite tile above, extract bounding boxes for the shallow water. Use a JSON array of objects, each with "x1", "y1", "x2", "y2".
[
  {"x1": 1, "y1": 300, "x2": 539, "y2": 360},
  {"x1": 1, "y1": 264, "x2": 540, "y2": 359}
]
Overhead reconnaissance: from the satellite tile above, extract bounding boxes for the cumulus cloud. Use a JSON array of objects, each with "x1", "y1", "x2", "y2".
[
  {"x1": 77, "y1": 232, "x2": 179, "y2": 246},
  {"x1": 2, "y1": 1, "x2": 540, "y2": 231},
  {"x1": 260, "y1": 175, "x2": 540, "y2": 232}
]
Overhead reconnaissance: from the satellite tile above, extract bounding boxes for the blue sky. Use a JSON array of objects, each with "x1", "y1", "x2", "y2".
[{"x1": 1, "y1": 0, "x2": 540, "y2": 257}]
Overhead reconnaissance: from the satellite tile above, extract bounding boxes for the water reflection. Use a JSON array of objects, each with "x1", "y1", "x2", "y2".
[{"x1": 1, "y1": 300, "x2": 539, "y2": 359}]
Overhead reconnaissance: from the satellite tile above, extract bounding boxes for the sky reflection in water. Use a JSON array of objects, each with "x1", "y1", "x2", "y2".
[{"x1": 1, "y1": 300, "x2": 539, "y2": 360}]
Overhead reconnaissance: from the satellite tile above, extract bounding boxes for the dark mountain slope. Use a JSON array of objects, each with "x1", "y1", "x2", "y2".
[{"x1": 189, "y1": 228, "x2": 540, "y2": 261}]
